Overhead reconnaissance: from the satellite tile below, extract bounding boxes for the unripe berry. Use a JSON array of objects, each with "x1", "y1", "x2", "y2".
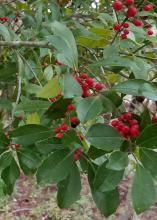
[
  {"x1": 143, "y1": 4, "x2": 153, "y2": 11},
  {"x1": 18, "y1": 115, "x2": 24, "y2": 121},
  {"x1": 113, "y1": 23, "x2": 121, "y2": 31},
  {"x1": 125, "y1": 0, "x2": 134, "y2": 6},
  {"x1": 127, "y1": 6, "x2": 137, "y2": 17},
  {"x1": 133, "y1": 19, "x2": 142, "y2": 27},
  {"x1": 95, "y1": 83, "x2": 104, "y2": 91},
  {"x1": 67, "y1": 104, "x2": 75, "y2": 111},
  {"x1": 123, "y1": 23, "x2": 129, "y2": 28},
  {"x1": 112, "y1": 1, "x2": 123, "y2": 11},
  {"x1": 56, "y1": 132, "x2": 63, "y2": 139}
]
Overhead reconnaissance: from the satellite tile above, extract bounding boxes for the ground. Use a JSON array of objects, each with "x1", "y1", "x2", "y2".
[{"x1": 0, "y1": 173, "x2": 157, "y2": 220}]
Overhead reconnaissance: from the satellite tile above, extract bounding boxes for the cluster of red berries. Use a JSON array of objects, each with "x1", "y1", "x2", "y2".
[
  {"x1": 74, "y1": 148, "x2": 83, "y2": 161},
  {"x1": 0, "y1": 16, "x2": 9, "y2": 22},
  {"x1": 75, "y1": 73, "x2": 105, "y2": 97},
  {"x1": 54, "y1": 123, "x2": 69, "y2": 139},
  {"x1": 111, "y1": 112, "x2": 140, "y2": 139},
  {"x1": 112, "y1": 0, "x2": 154, "y2": 40},
  {"x1": 49, "y1": 92, "x2": 62, "y2": 103}
]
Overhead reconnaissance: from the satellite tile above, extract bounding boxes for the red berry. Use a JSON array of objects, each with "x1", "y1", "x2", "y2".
[
  {"x1": 112, "y1": 1, "x2": 123, "y2": 11},
  {"x1": 15, "y1": 144, "x2": 20, "y2": 150},
  {"x1": 127, "y1": 6, "x2": 137, "y2": 17},
  {"x1": 123, "y1": 29, "x2": 129, "y2": 35},
  {"x1": 82, "y1": 82, "x2": 89, "y2": 90},
  {"x1": 50, "y1": 98, "x2": 57, "y2": 103},
  {"x1": 55, "y1": 60, "x2": 63, "y2": 65},
  {"x1": 152, "y1": 115, "x2": 157, "y2": 123},
  {"x1": 54, "y1": 127, "x2": 61, "y2": 134},
  {"x1": 56, "y1": 132, "x2": 63, "y2": 139},
  {"x1": 70, "y1": 117, "x2": 78, "y2": 125},
  {"x1": 74, "y1": 153, "x2": 79, "y2": 161},
  {"x1": 125, "y1": 0, "x2": 134, "y2": 6},
  {"x1": 81, "y1": 73, "x2": 88, "y2": 79},
  {"x1": 147, "y1": 29, "x2": 154, "y2": 35},
  {"x1": 133, "y1": 19, "x2": 142, "y2": 27},
  {"x1": 113, "y1": 23, "x2": 121, "y2": 31},
  {"x1": 111, "y1": 119, "x2": 119, "y2": 127},
  {"x1": 67, "y1": 104, "x2": 75, "y2": 111},
  {"x1": 75, "y1": 76, "x2": 82, "y2": 83},
  {"x1": 122, "y1": 125, "x2": 130, "y2": 135},
  {"x1": 18, "y1": 115, "x2": 24, "y2": 121},
  {"x1": 130, "y1": 126, "x2": 140, "y2": 138},
  {"x1": 0, "y1": 16, "x2": 9, "y2": 22},
  {"x1": 123, "y1": 112, "x2": 132, "y2": 120},
  {"x1": 123, "y1": 23, "x2": 129, "y2": 28},
  {"x1": 86, "y1": 77, "x2": 94, "y2": 87},
  {"x1": 95, "y1": 83, "x2": 104, "y2": 91},
  {"x1": 82, "y1": 89, "x2": 90, "y2": 98},
  {"x1": 121, "y1": 34, "x2": 127, "y2": 40},
  {"x1": 129, "y1": 119, "x2": 138, "y2": 126},
  {"x1": 143, "y1": 4, "x2": 153, "y2": 11},
  {"x1": 60, "y1": 123, "x2": 69, "y2": 131}
]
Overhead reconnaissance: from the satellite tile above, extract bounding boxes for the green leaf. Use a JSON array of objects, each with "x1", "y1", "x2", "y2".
[
  {"x1": 0, "y1": 24, "x2": 11, "y2": 41},
  {"x1": 131, "y1": 165, "x2": 156, "y2": 214},
  {"x1": 11, "y1": 125, "x2": 52, "y2": 146},
  {"x1": 0, "y1": 132, "x2": 10, "y2": 154},
  {"x1": 93, "y1": 189, "x2": 119, "y2": 217},
  {"x1": 77, "y1": 97, "x2": 103, "y2": 123},
  {"x1": 1, "y1": 157, "x2": 20, "y2": 195},
  {"x1": 0, "y1": 98, "x2": 12, "y2": 111},
  {"x1": 37, "y1": 77, "x2": 61, "y2": 99},
  {"x1": 57, "y1": 163, "x2": 81, "y2": 208},
  {"x1": 86, "y1": 123, "x2": 124, "y2": 151},
  {"x1": 139, "y1": 148, "x2": 157, "y2": 180},
  {"x1": 140, "y1": 107, "x2": 151, "y2": 130},
  {"x1": 0, "y1": 151, "x2": 12, "y2": 171},
  {"x1": 101, "y1": 90, "x2": 122, "y2": 108},
  {"x1": 36, "y1": 150, "x2": 74, "y2": 184},
  {"x1": 94, "y1": 161, "x2": 124, "y2": 192},
  {"x1": 113, "y1": 80, "x2": 157, "y2": 101},
  {"x1": 106, "y1": 151, "x2": 128, "y2": 171},
  {"x1": 63, "y1": 73, "x2": 82, "y2": 98},
  {"x1": 47, "y1": 21, "x2": 78, "y2": 68},
  {"x1": 136, "y1": 124, "x2": 157, "y2": 148},
  {"x1": 26, "y1": 112, "x2": 40, "y2": 124}
]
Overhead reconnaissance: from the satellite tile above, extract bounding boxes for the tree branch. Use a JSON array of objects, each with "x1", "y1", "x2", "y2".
[{"x1": 0, "y1": 41, "x2": 53, "y2": 49}]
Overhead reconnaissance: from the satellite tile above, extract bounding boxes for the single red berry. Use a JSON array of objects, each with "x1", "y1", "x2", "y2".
[
  {"x1": 86, "y1": 77, "x2": 94, "y2": 87},
  {"x1": 111, "y1": 119, "x2": 119, "y2": 127},
  {"x1": 127, "y1": 6, "x2": 137, "y2": 17},
  {"x1": 123, "y1": 29, "x2": 129, "y2": 35},
  {"x1": 133, "y1": 19, "x2": 142, "y2": 27},
  {"x1": 74, "y1": 153, "x2": 79, "y2": 161},
  {"x1": 143, "y1": 4, "x2": 154, "y2": 11},
  {"x1": 70, "y1": 117, "x2": 78, "y2": 125},
  {"x1": 125, "y1": 0, "x2": 134, "y2": 6},
  {"x1": 54, "y1": 127, "x2": 61, "y2": 134},
  {"x1": 18, "y1": 115, "x2": 24, "y2": 121},
  {"x1": 55, "y1": 59, "x2": 63, "y2": 65},
  {"x1": 123, "y1": 23, "x2": 129, "y2": 28},
  {"x1": 147, "y1": 29, "x2": 154, "y2": 35},
  {"x1": 60, "y1": 123, "x2": 69, "y2": 131},
  {"x1": 82, "y1": 82, "x2": 89, "y2": 90},
  {"x1": 130, "y1": 126, "x2": 140, "y2": 138},
  {"x1": 75, "y1": 76, "x2": 82, "y2": 83},
  {"x1": 82, "y1": 89, "x2": 90, "y2": 98},
  {"x1": 152, "y1": 115, "x2": 157, "y2": 123},
  {"x1": 129, "y1": 119, "x2": 138, "y2": 126},
  {"x1": 56, "y1": 132, "x2": 63, "y2": 139},
  {"x1": 15, "y1": 144, "x2": 20, "y2": 150},
  {"x1": 123, "y1": 112, "x2": 132, "y2": 120},
  {"x1": 81, "y1": 73, "x2": 88, "y2": 79},
  {"x1": 112, "y1": 1, "x2": 123, "y2": 11},
  {"x1": 67, "y1": 104, "x2": 75, "y2": 111},
  {"x1": 95, "y1": 83, "x2": 104, "y2": 91},
  {"x1": 50, "y1": 98, "x2": 57, "y2": 103},
  {"x1": 113, "y1": 23, "x2": 121, "y2": 31},
  {"x1": 121, "y1": 34, "x2": 127, "y2": 40},
  {"x1": 122, "y1": 125, "x2": 130, "y2": 135}
]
